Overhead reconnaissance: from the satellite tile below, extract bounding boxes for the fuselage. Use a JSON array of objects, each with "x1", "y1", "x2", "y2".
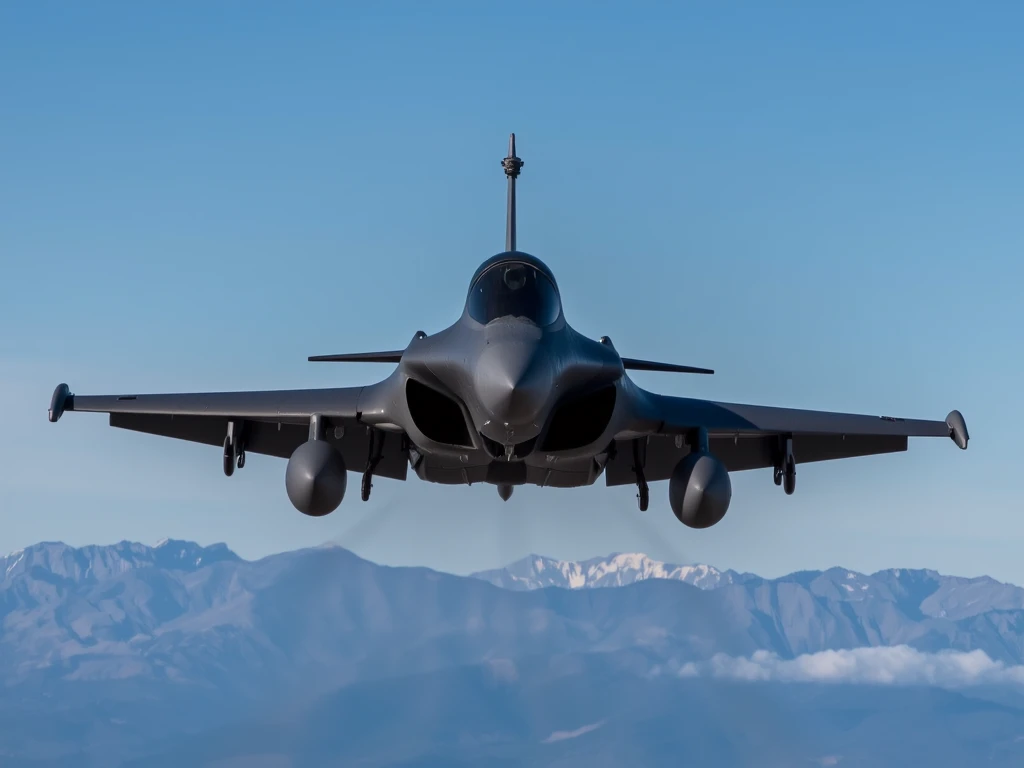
[{"x1": 358, "y1": 251, "x2": 639, "y2": 489}]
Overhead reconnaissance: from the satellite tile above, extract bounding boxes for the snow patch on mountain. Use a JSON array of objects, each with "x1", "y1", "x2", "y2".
[
  {"x1": 470, "y1": 552, "x2": 746, "y2": 591},
  {"x1": 473, "y1": 554, "x2": 1024, "y2": 623}
]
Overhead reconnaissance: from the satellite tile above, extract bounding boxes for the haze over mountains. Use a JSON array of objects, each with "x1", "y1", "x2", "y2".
[{"x1": 3, "y1": 539, "x2": 1024, "y2": 767}]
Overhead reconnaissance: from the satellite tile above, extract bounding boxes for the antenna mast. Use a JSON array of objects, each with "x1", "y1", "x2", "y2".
[{"x1": 501, "y1": 133, "x2": 524, "y2": 252}]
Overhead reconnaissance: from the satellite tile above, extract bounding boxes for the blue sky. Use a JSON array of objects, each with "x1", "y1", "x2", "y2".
[{"x1": 1, "y1": 1, "x2": 1021, "y2": 581}]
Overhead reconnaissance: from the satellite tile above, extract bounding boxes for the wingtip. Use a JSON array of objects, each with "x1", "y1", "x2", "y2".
[
  {"x1": 946, "y1": 409, "x2": 969, "y2": 450},
  {"x1": 48, "y1": 383, "x2": 72, "y2": 423}
]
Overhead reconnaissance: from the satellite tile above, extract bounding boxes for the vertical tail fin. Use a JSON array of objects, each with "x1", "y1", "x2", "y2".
[{"x1": 501, "y1": 133, "x2": 524, "y2": 252}]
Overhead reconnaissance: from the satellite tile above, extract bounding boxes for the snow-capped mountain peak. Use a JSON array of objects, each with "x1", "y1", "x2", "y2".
[
  {"x1": 470, "y1": 552, "x2": 742, "y2": 591},
  {"x1": 469, "y1": 554, "x2": 1024, "y2": 624}
]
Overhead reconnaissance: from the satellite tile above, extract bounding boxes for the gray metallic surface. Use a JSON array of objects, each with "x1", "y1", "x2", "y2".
[
  {"x1": 502, "y1": 133, "x2": 523, "y2": 252},
  {"x1": 620, "y1": 359, "x2": 714, "y2": 375},
  {"x1": 48, "y1": 383, "x2": 71, "y2": 423},
  {"x1": 946, "y1": 410, "x2": 970, "y2": 449},
  {"x1": 285, "y1": 440, "x2": 348, "y2": 516},
  {"x1": 669, "y1": 453, "x2": 732, "y2": 529},
  {"x1": 48, "y1": 134, "x2": 970, "y2": 517},
  {"x1": 66, "y1": 386, "x2": 364, "y2": 422},
  {"x1": 308, "y1": 351, "x2": 404, "y2": 363},
  {"x1": 631, "y1": 389, "x2": 955, "y2": 438}
]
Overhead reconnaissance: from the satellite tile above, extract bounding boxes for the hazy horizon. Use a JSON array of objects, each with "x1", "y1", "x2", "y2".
[{"x1": 5, "y1": 536, "x2": 1020, "y2": 586}]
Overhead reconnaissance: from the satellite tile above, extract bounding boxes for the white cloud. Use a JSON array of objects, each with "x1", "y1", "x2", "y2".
[
  {"x1": 678, "y1": 646, "x2": 1024, "y2": 688},
  {"x1": 542, "y1": 720, "x2": 605, "y2": 743}
]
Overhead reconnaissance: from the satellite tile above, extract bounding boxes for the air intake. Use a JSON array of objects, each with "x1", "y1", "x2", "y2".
[
  {"x1": 540, "y1": 385, "x2": 617, "y2": 452},
  {"x1": 405, "y1": 379, "x2": 473, "y2": 448}
]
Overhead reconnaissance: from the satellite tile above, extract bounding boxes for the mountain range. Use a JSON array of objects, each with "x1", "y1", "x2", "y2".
[{"x1": 3, "y1": 539, "x2": 1024, "y2": 767}]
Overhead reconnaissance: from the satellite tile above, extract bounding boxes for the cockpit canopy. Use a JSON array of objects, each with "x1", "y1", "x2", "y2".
[{"x1": 466, "y1": 252, "x2": 561, "y2": 327}]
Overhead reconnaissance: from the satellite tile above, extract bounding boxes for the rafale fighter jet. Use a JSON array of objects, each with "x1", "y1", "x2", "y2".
[{"x1": 47, "y1": 135, "x2": 970, "y2": 529}]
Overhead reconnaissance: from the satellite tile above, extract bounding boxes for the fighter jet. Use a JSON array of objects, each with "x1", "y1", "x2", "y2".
[{"x1": 47, "y1": 135, "x2": 970, "y2": 528}]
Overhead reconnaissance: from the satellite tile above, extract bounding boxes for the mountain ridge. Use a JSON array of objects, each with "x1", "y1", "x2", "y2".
[
  {"x1": 468, "y1": 550, "x2": 1024, "y2": 619},
  {"x1": 3, "y1": 538, "x2": 1024, "y2": 767},
  {"x1": 3, "y1": 538, "x2": 1024, "y2": 662},
  {"x1": 1, "y1": 538, "x2": 240, "y2": 584},
  {"x1": 7, "y1": 539, "x2": 1017, "y2": 595}
]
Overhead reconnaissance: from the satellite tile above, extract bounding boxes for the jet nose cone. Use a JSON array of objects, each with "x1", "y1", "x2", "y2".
[{"x1": 475, "y1": 340, "x2": 552, "y2": 429}]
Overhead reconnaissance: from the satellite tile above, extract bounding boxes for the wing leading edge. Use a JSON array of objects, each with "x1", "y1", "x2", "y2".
[
  {"x1": 620, "y1": 358, "x2": 714, "y2": 375},
  {"x1": 51, "y1": 384, "x2": 365, "y2": 422},
  {"x1": 645, "y1": 392, "x2": 964, "y2": 442},
  {"x1": 307, "y1": 351, "x2": 404, "y2": 363},
  {"x1": 47, "y1": 383, "x2": 408, "y2": 481},
  {"x1": 606, "y1": 389, "x2": 968, "y2": 486}
]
